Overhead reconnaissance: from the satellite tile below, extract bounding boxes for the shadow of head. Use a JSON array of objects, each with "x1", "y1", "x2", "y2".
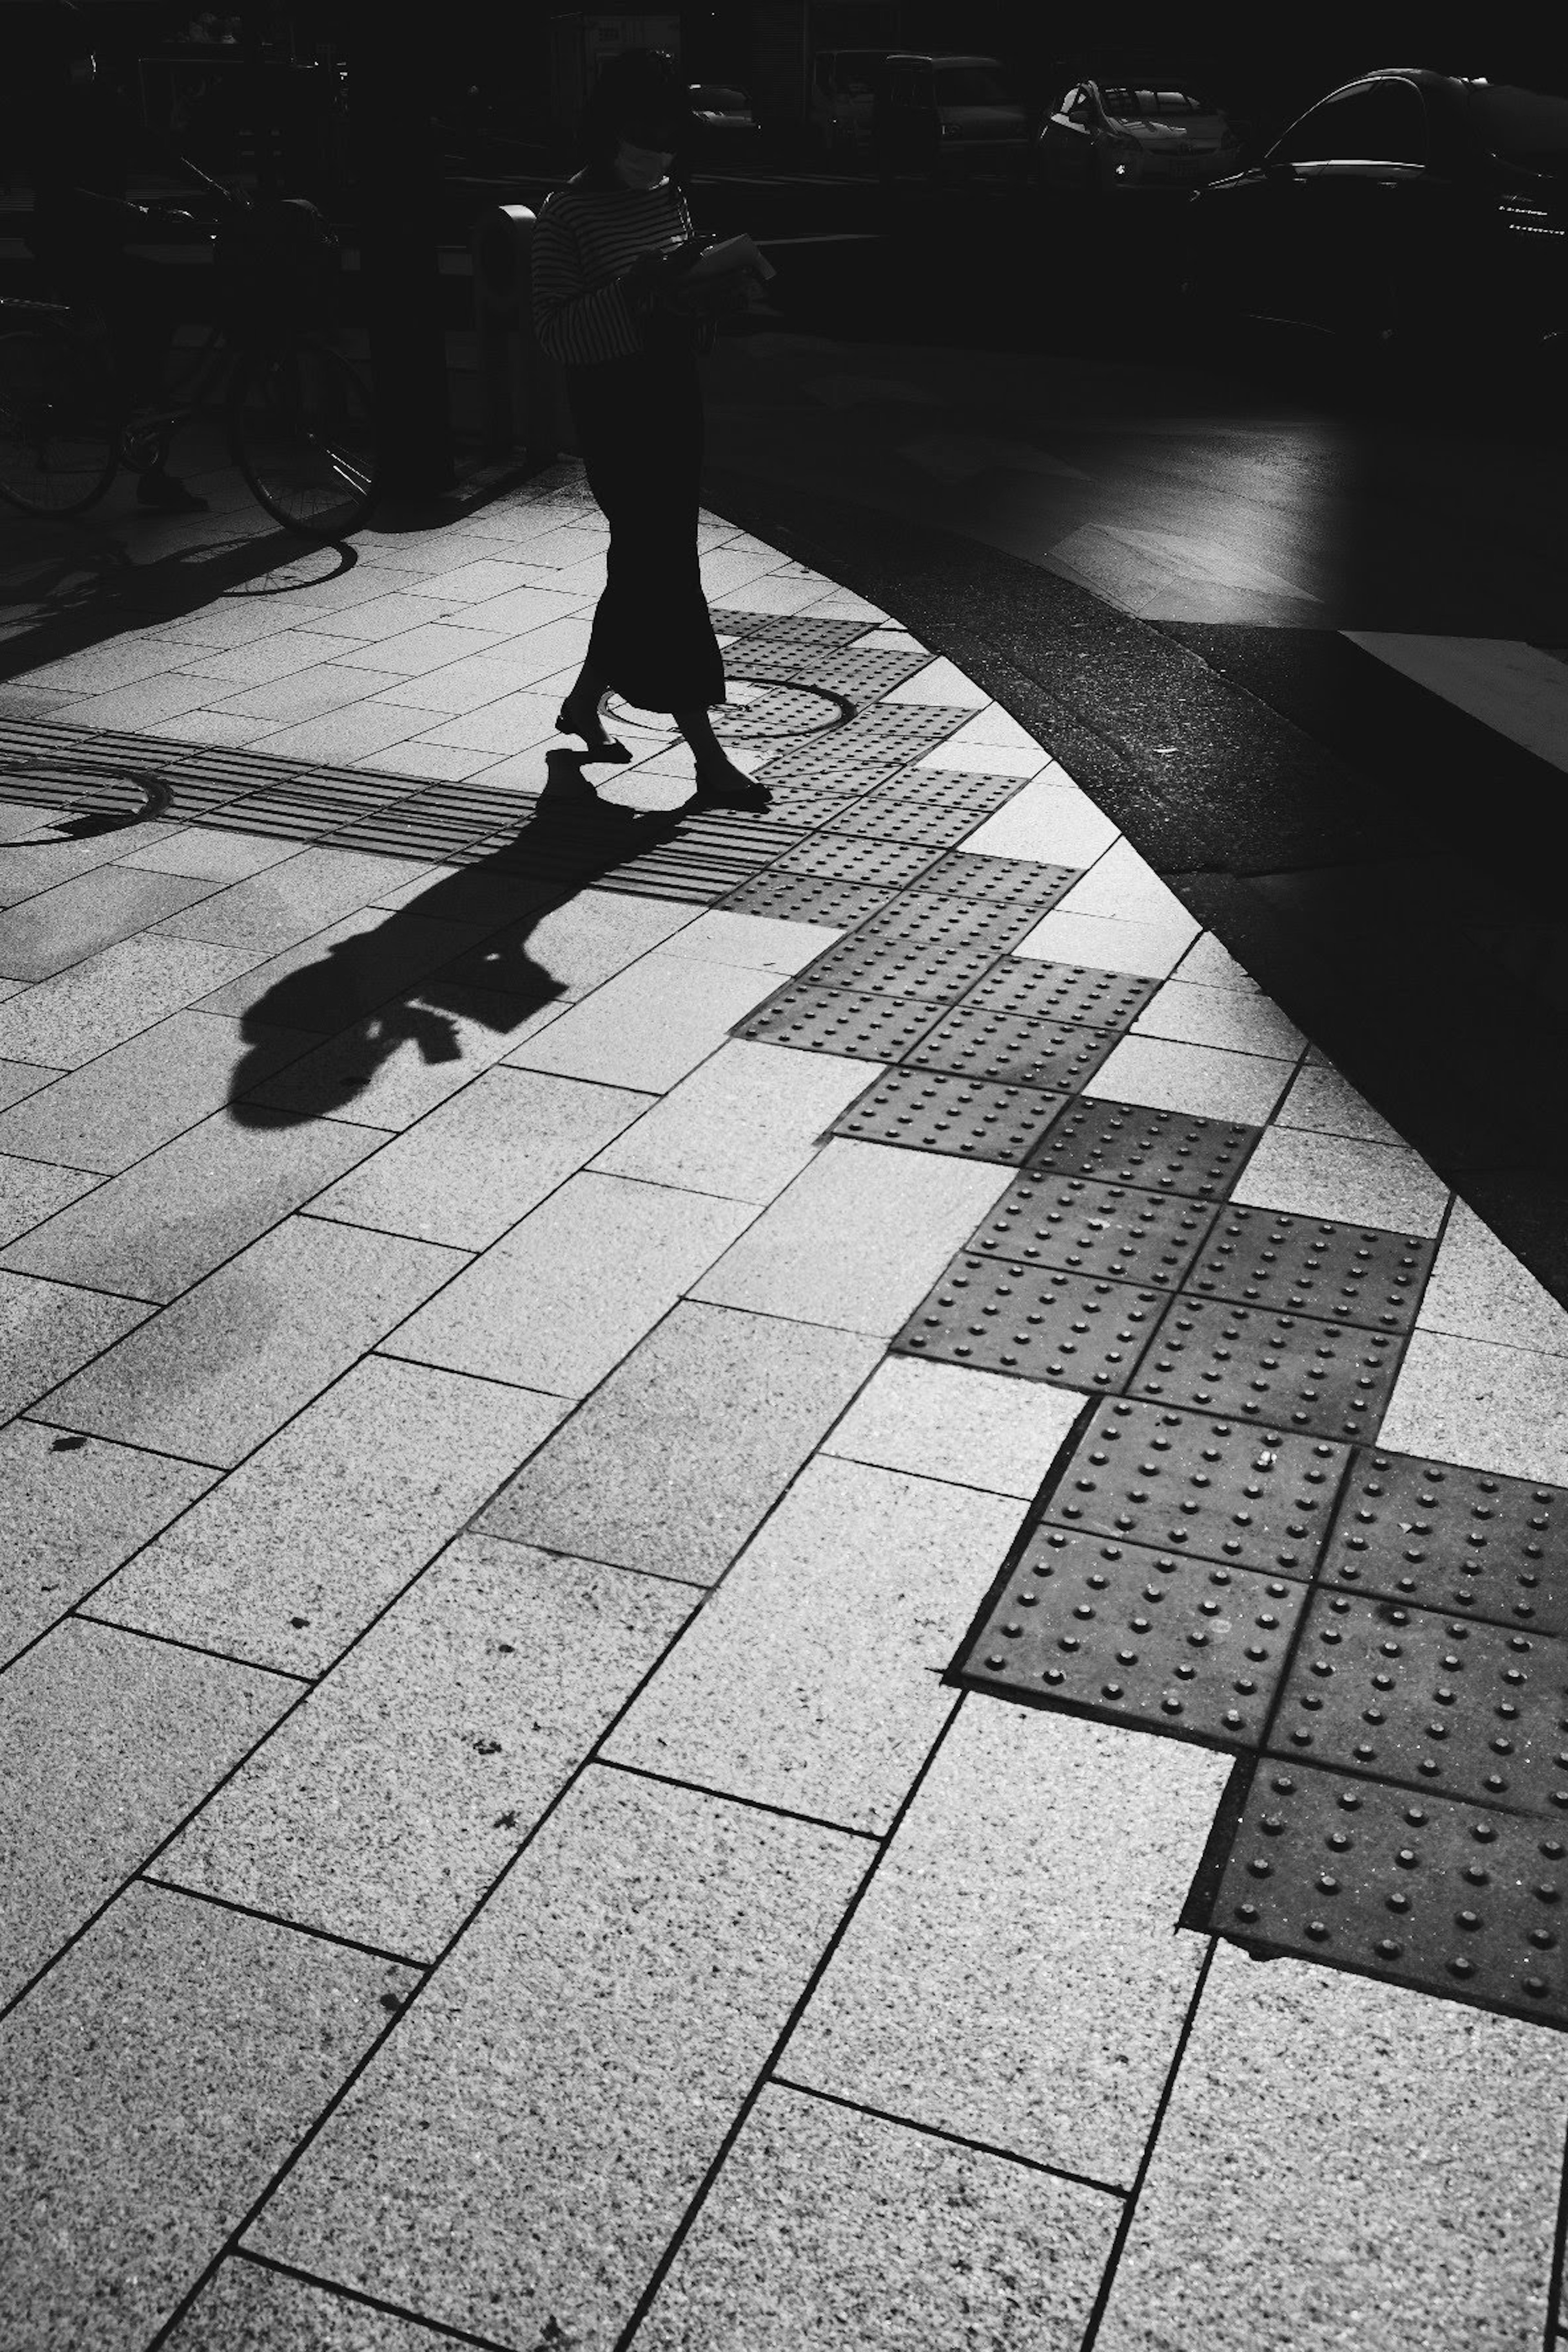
[{"x1": 226, "y1": 750, "x2": 701, "y2": 1125}]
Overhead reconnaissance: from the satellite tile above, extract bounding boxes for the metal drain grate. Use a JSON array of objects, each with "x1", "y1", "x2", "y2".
[
  {"x1": 907, "y1": 1004, "x2": 1118, "y2": 1092},
  {"x1": 1132, "y1": 1296, "x2": 1404, "y2": 1442},
  {"x1": 893, "y1": 1254, "x2": 1162, "y2": 1389},
  {"x1": 964, "y1": 1172, "x2": 1215, "y2": 1288},
  {"x1": 957, "y1": 1528, "x2": 1308, "y2": 1747},
  {"x1": 1205, "y1": 1762, "x2": 1568, "y2": 2025},
  {"x1": 1183, "y1": 1208, "x2": 1436, "y2": 1332},
  {"x1": 1040, "y1": 1398, "x2": 1349, "y2": 1577},
  {"x1": 735, "y1": 982, "x2": 941, "y2": 1062},
  {"x1": 831, "y1": 1069, "x2": 1067, "y2": 1163},
  {"x1": 1321, "y1": 1450, "x2": 1568, "y2": 1633}
]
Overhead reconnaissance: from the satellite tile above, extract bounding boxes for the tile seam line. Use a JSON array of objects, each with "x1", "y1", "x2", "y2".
[
  {"x1": 140, "y1": 1608, "x2": 713, "y2": 2350},
  {"x1": 66, "y1": 1607, "x2": 313, "y2": 1686},
  {"x1": 597, "y1": 1757, "x2": 883, "y2": 1843},
  {"x1": 227, "y1": 2249, "x2": 516, "y2": 2352},
  {"x1": 140, "y1": 1874, "x2": 428, "y2": 1976},
  {"x1": 609, "y1": 1690, "x2": 970, "y2": 2352},
  {"x1": 767, "y1": 2073, "x2": 1129, "y2": 2200}
]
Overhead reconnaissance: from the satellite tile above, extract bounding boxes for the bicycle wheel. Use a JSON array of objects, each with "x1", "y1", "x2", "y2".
[
  {"x1": 228, "y1": 338, "x2": 379, "y2": 538},
  {"x1": 0, "y1": 326, "x2": 120, "y2": 516}
]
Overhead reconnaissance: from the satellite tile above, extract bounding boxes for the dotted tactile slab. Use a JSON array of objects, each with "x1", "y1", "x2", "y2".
[
  {"x1": 799, "y1": 932, "x2": 1004, "y2": 1003},
  {"x1": 1270, "y1": 1591, "x2": 1568, "y2": 1817},
  {"x1": 1183, "y1": 1207, "x2": 1436, "y2": 1332},
  {"x1": 958, "y1": 957, "x2": 1160, "y2": 1033},
  {"x1": 1025, "y1": 1098, "x2": 1261, "y2": 1200},
  {"x1": 1131, "y1": 1296, "x2": 1403, "y2": 1443},
  {"x1": 893, "y1": 1254, "x2": 1161, "y2": 1389},
  {"x1": 772, "y1": 835, "x2": 944, "y2": 889},
  {"x1": 735, "y1": 982, "x2": 941, "y2": 1063},
  {"x1": 1208, "y1": 1762, "x2": 1568, "y2": 2024},
  {"x1": 754, "y1": 707, "x2": 964, "y2": 792},
  {"x1": 915, "y1": 853, "x2": 1082, "y2": 912},
  {"x1": 832, "y1": 1071, "x2": 1067, "y2": 1163},
  {"x1": 847, "y1": 892, "x2": 1029, "y2": 952},
  {"x1": 966, "y1": 1171, "x2": 1215, "y2": 1288},
  {"x1": 718, "y1": 872, "x2": 895, "y2": 927},
  {"x1": 824, "y1": 770, "x2": 1028, "y2": 846},
  {"x1": 1321, "y1": 1451, "x2": 1568, "y2": 1635},
  {"x1": 1041, "y1": 1398, "x2": 1349, "y2": 1579},
  {"x1": 709, "y1": 610, "x2": 868, "y2": 649},
  {"x1": 956, "y1": 1528, "x2": 1308, "y2": 1748},
  {"x1": 908, "y1": 1004, "x2": 1119, "y2": 1093}
]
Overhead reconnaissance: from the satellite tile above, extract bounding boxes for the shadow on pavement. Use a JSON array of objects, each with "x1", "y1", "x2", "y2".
[{"x1": 225, "y1": 750, "x2": 702, "y2": 1124}]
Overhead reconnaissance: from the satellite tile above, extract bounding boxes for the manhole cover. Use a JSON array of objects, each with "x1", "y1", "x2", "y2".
[
  {"x1": 0, "y1": 758, "x2": 172, "y2": 837},
  {"x1": 605, "y1": 678, "x2": 850, "y2": 742}
]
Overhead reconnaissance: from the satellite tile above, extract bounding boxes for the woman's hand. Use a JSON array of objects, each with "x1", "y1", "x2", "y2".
[
  {"x1": 661, "y1": 267, "x2": 753, "y2": 319},
  {"x1": 619, "y1": 249, "x2": 669, "y2": 320}
]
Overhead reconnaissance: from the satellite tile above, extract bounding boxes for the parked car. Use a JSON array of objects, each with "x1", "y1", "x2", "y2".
[
  {"x1": 686, "y1": 83, "x2": 763, "y2": 159},
  {"x1": 1182, "y1": 69, "x2": 1568, "y2": 361},
  {"x1": 1035, "y1": 77, "x2": 1243, "y2": 194},
  {"x1": 875, "y1": 53, "x2": 1031, "y2": 183},
  {"x1": 807, "y1": 48, "x2": 889, "y2": 159}
]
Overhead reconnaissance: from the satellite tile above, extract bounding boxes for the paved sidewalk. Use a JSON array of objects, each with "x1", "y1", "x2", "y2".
[{"x1": 3, "y1": 464, "x2": 1568, "y2": 2352}]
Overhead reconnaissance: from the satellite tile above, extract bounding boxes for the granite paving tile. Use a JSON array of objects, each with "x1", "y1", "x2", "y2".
[
  {"x1": 22, "y1": 636, "x2": 192, "y2": 694},
  {"x1": 0, "y1": 818, "x2": 184, "y2": 909},
  {"x1": 653, "y1": 907, "x2": 840, "y2": 974},
  {"x1": 690, "y1": 1136, "x2": 1011, "y2": 1336},
  {"x1": 590, "y1": 1040, "x2": 873, "y2": 1205},
  {"x1": 0, "y1": 866, "x2": 220, "y2": 983},
  {"x1": 47, "y1": 673, "x2": 217, "y2": 732},
  {"x1": 173, "y1": 628, "x2": 365, "y2": 686},
  {"x1": 1378, "y1": 1332, "x2": 1568, "y2": 1487},
  {"x1": 0, "y1": 1619, "x2": 295, "y2": 2006},
  {"x1": 162, "y1": 1538, "x2": 694, "y2": 1959},
  {"x1": 1093, "y1": 1940, "x2": 1568, "y2": 2352},
  {"x1": 243, "y1": 1772, "x2": 865, "y2": 2352},
  {"x1": 193, "y1": 910, "x2": 486, "y2": 1029},
  {"x1": 238, "y1": 707, "x2": 424, "y2": 764},
  {"x1": 1132, "y1": 978, "x2": 1307, "y2": 1058},
  {"x1": 164, "y1": 2260, "x2": 458, "y2": 2350},
  {"x1": 503, "y1": 949, "x2": 776, "y2": 1092},
  {"x1": 0, "y1": 1272, "x2": 153, "y2": 1424},
  {"x1": 203, "y1": 665, "x2": 405, "y2": 724},
  {"x1": 1172, "y1": 931, "x2": 1266, "y2": 992},
  {"x1": 1231, "y1": 1127, "x2": 1451, "y2": 1237},
  {"x1": 37, "y1": 1215, "x2": 460, "y2": 1466},
  {"x1": 119, "y1": 829, "x2": 309, "y2": 882},
  {"x1": 240, "y1": 983, "x2": 569, "y2": 1130},
  {"x1": 453, "y1": 886, "x2": 700, "y2": 998},
  {"x1": 782, "y1": 1703, "x2": 1224, "y2": 2187},
  {"x1": 332, "y1": 621, "x2": 509, "y2": 676},
  {"x1": 0, "y1": 1154, "x2": 101, "y2": 1247},
  {"x1": 385, "y1": 1172, "x2": 753, "y2": 1397},
  {"x1": 1417, "y1": 1200, "x2": 1568, "y2": 1354},
  {"x1": 307, "y1": 1067, "x2": 652, "y2": 1250},
  {"x1": 481, "y1": 1301, "x2": 878, "y2": 1584},
  {"x1": 155, "y1": 847, "x2": 425, "y2": 957},
  {"x1": 822, "y1": 1354, "x2": 1084, "y2": 1497},
  {"x1": 1274, "y1": 1060, "x2": 1405, "y2": 1147},
  {"x1": 958, "y1": 774, "x2": 1122, "y2": 868},
  {"x1": 0, "y1": 1012, "x2": 313, "y2": 1177},
  {"x1": 637, "y1": 2085, "x2": 1119, "y2": 2352},
  {"x1": 0, "y1": 1058, "x2": 64, "y2": 1111},
  {"x1": 0, "y1": 935, "x2": 268, "y2": 1069},
  {"x1": 603, "y1": 1456, "x2": 1024, "y2": 1830},
  {"x1": 93, "y1": 1355, "x2": 563, "y2": 1676},
  {"x1": 0, "y1": 1882, "x2": 417, "y2": 2352},
  {"x1": 1, "y1": 1423, "x2": 217, "y2": 1667},
  {"x1": 1013, "y1": 907, "x2": 1200, "y2": 978},
  {"x1": 1086, "y1": 1034, "x2": 1295, "y2": 1127}
]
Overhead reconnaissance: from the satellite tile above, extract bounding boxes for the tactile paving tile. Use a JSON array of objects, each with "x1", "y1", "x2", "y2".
[
  {"x1": 893, "y1": 1254, "x2": 1160, "y2": 1389},
  {"x1": 1040, "y1": 1397, "x2": 1349, "y2": 1578},
  {"x1": 1184, "y1": 1207, "x2": 1436, "y2": 1332},
  {"x1": 1270, "y1": 1591, "x2": 1568, "y2": 1816},
  {"x1": 1132, "y1": 1296, "x2": 1403, "y2": 1442},
  {"x1": 832, "y1": 1071, "x2": 1067, "y2": 1163},
  {"x1": 798, "y1": 931, "x2": 1004, "y2": 1003},
  {"x1": 1025, "y1": 1098, "x2": 1261, "y2": 1198},
  {"x1": 956, "y1": 1528, "x2": 1307, "y2": 1746},
  {"x1": 1207, "y1": 1761, "x2": 1568, "y2": 2023},
  {"x1": 735, "y1": 982, "x2": 941, "y2": 1062},
  {"x1": 1322, "y1": 1451, "x2": 1568, "y2": 1634},
  {"x1": 771, "y1": 835, "x2": 943, "y2": 889},
  {"x1": 754, "y1": 708, "x2": 964, "y2": 791},
  {"x1": 719, "y1": 872, "x2": 894, "y2": 926},
  {"x1": 966, "y1": 1172, "x2": 1215, "y2": 1288},
  {"x1": 789, "y1": 646, "x2": 935, "y2": 701},
  {"x1": 823, "y1": 770, "x2": 1027, "y2": 846},
  {"x1": 957, "y1": 957, "x2": 1160, "y2": 1033},
  {"x1": 908, "y1": 1004, "x2": 1118, "y2": 1092},
  {"x1": 709, "y1": 610, "x2": 868, "y2": 650},
  {"x1": 846, "y1": 892, "x2": 1022, "y2": 951},
  {"x1": 913, "y1": 851, "x2": 1080, "y2": 909}
]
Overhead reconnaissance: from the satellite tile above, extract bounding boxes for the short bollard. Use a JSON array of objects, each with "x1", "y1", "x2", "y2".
[{"x1": 470, "y1": 204, "x2": 569, "y2": 462}]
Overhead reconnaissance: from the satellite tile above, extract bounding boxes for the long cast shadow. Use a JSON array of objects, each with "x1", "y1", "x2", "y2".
[{"x1": 227, "y1": 751, "x2": 706, "y2": 1124}]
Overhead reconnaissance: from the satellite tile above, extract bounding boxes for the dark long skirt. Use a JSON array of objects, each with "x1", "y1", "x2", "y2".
[{"x1": 566, "y1": 349, "x2": 725, "y2": 716}]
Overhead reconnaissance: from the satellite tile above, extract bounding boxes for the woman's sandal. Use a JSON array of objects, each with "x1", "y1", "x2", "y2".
[
  {"x1": 692, "y1": 762, "x2": 772, "y2": 811},
  {"x1": 555, "y1": 698, "x2": 632, "y2": 764}
]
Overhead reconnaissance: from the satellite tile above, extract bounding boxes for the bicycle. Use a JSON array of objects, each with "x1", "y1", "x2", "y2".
[{"x1": 0, "y1": 159, "x2": 379, "y2": 539}]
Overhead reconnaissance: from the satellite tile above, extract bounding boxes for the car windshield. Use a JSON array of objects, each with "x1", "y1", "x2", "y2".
[
  {"x1": 934, "y1": 65, "x2": 1011, "y2": 105},
  {"x1": 691, "y1": 87, "x2": 748, "y2": 111},
  {"x1": 1470, "y1": 83, "x2": 1568, "y2": 172},
  {"x1": 1100, "y1": 87, "x2": 1212, "y2": 118}
]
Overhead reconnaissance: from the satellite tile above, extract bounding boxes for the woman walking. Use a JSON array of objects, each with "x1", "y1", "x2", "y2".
[{"x1": 532, "y1": 48, "x2": 765, "y2": 806}]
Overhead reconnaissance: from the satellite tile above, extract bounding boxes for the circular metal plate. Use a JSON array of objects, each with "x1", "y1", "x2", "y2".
[{"x1": 605, "y1": 676, "x2": 850, "y2": 742}]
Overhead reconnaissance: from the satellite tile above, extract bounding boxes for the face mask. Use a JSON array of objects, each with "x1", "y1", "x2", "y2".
[{"x1": 615, "y1": 139, "x2": 674, "y2": 188}]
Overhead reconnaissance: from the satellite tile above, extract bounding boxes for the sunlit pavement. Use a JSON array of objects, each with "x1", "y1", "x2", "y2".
[{"x1": 2, "y1": 434, "x2": 1568, "y2": 2351}]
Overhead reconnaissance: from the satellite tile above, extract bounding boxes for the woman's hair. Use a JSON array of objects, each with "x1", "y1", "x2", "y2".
[{"x1": 577, "y1": 47, "x2": 695, "y2": 170}]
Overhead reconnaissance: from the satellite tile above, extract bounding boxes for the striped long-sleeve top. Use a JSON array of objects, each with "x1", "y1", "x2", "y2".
[{"x1": 532, "y1": 172, "x2": 708, "y2": 368}]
